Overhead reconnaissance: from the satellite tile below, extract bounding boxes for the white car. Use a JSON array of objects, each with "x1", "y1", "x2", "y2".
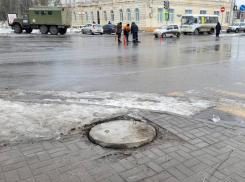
[
  {"x1": 154, "y1": 25, "x2": 181, "y2": 38},
  {"x1": 227, "y1": 22, "x2": 245, "y2": 33},
  {"x1": 82, "y1": 24, "x2": 103, "y2": 35}
]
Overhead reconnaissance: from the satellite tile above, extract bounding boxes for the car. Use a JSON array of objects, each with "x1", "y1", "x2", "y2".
[
  {"x1": 103, "y1": 24, "x2": 116, "y2": 34},
  {"x1": 82, "y1": 24, "x2": 103, "y2": 35},
  {"x1": 227, "y1": 22, "x2": 245, "y2": 33},
  {"x1": 154, "y1": 25, "x2": 181, "y2": 38},
  {"x1": 81, "y1": 26, "x2": 85, "y2": 32}
]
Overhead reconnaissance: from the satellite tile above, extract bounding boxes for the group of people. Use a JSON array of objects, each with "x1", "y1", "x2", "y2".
[{"x1": 116, "y1": 22, "x2": 139, "y2": 43}]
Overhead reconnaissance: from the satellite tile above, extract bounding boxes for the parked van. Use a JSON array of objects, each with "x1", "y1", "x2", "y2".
[{"x1": 180, "y1": 14, "x2": 219, "y2": 35}]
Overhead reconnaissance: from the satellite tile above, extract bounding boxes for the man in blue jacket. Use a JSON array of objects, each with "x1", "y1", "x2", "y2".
[{"x1": 131, "y1": 22, "x2": 139, "y2": 43}]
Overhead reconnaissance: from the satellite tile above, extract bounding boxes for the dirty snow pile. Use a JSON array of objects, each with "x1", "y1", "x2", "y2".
[
  {"x1": 52, "y1": 91, "x2": 213, "y2": 116},
  {"x1": 0, "y1": 90, "x2": 214, "y2": 144},
  {"x1": 0, "y1": 99, "x2": 128, "y2": 145}
]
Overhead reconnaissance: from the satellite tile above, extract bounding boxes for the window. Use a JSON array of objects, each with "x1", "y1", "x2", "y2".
[
  {"x1": 85, "y1": 12, "x2": 88, "y2": 21},
  {"x1": 35, "y1": 11, "x2": 39, "y2": 15},
  {"x1": 103, "y1": 10, "x2": 107, "y2": 21},
  {"x1": 185, "y1": 9, "x2": 192, "y2": 15},
  {"x1": 41, "y1": 11, "x2": 46, "y2": 15},
  {"x1": 110, "y1": 10, "x2": 114, "y2": 21},
  {"x1": 174, "y1": 25, "x2": 178, "y2": 29},
  {"x1": 73, "y1": 0, "x2": 75, "y2": 3},
  {"x1": 69, "y1": 0, "x2": 71, "y2": 3},
  {"x1": 167, "y1": 26, "x2": 173, "y2": 30},
  {"x1": 65, "y1": 0, "x2": 67, "y2": 3},
  {"x1": 73, "y1": 12, "x2": 76, "y2": 21},
  {"x1": 135, "y1": 8, "x2": 139, "y2": 22},
  {"x1": 119, "y1": 9, "x2": 123, "y2": 22},
  {"x1": 48, "y1": 11, "x2": 52, "y2": 15},
  {"x1": 91, "y1": 11, "x2": 94, "y2": 21},
  {"x1": 169, "y1": 9, "x2": 174, "y2": 22},
  {"x1": 200, "y1": 10, "x2": 206, "y2": 14},
  {"x1": 225, "y1": 11, "x2": 230, "y2": 23},
  {"x1": 126, "y1": 9, "x2": 131, "y2": 22},
  {"x1": 158, "y1": 8, "x2": 163, "y2": 22},
  {"x1": 214, "y1": 11, "x2": 219, "y2": 16}
]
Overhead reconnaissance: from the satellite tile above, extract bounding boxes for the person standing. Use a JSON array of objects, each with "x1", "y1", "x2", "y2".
[
  {"x1": 123, "y1": 24, "x2": 130, "y2": 42},
  {"x1": 131, "y1": 22, "x2": 139, "y2": 43},
  {"x1": 215, "y1": 22, "x2": 221, "y2": 37},
  {"x1": 116, "y1": 22, "x2": 122, "y2": 43}
]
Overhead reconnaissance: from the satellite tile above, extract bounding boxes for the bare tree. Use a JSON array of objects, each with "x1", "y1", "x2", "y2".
[{"x1": 0, "y1": 0, "x2": 52, "y2": 21}]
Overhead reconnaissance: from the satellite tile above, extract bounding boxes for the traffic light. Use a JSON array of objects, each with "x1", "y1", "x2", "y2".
[{"x1": 164, "y1": 1, "x2": 169, "y2": 10}]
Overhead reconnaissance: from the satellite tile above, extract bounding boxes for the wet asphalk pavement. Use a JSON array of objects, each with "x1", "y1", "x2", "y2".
[{"x1": 1, "y1": 33, "x2": 245, "y2": 122}]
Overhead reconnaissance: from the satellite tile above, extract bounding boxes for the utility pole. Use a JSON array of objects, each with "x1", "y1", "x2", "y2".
[{"x1": 228, "y1": 0, "x2": 233, "y2": 25}]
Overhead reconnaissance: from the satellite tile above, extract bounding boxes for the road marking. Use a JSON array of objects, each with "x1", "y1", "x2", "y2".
[
  {"x1": 216, "y1": 103, "x2": 245, "y2": 118},
  {"x1": 166, "y1": 92, "x2": 185, "y2": 97},
  {"x1": 206, "y1": 87, "x2": 245, "y2": 98}
]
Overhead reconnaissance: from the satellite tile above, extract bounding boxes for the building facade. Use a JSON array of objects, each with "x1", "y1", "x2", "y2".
[{"x1": 62, "y1": 0, "x2": 234, "y2": 31}]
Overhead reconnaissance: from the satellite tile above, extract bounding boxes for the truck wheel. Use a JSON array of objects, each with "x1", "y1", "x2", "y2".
[
  {"x1": 176, "y1": 33, "x2": 180, "y2": 37},
  {"x1": 183, "y1": 32, "x2": 187, "y2": 35},
  {"x1": 235, "y1": 29, "x2": 239, "y2": 33},
  {"x1": 161, "y1": 33, "x2": 166, "y2": 38},
  {"x1": 50, "y1": 26, "x2": 58, "y2": 35},
  {"x1": 14, "y1": 24, "x2": 22, "y2": 34},
  {"x1": 59, "y1": 28, "x2": 67, "y2": 35},
  {"x1": 25, "y1": 28, "x2": 33, "y2": 33},
  {"x1": 40, "y1": 25, "x2": 48, "y2": 34}
]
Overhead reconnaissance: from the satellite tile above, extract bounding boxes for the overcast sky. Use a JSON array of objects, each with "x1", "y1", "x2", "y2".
[{"x1": 236, "y1": 0, "x2": 243, "y2": 6}]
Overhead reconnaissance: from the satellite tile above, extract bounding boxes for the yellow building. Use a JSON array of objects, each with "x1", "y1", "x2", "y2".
[{"x1": 63, "y1": 0, "x2": 233, "y2": 31}]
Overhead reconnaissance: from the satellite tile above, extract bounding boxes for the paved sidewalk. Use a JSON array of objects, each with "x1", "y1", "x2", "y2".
[{"x1": 1, "y1": 111, "x2": 245, "y2": 182}]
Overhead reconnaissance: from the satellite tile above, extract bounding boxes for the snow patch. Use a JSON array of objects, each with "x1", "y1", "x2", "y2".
[
  {"x1": 0, "y1": 90, "x2": 214, "y2": 144},
  {"x1": 0, "y1": 99, "x2": 128, "y2": 145}
]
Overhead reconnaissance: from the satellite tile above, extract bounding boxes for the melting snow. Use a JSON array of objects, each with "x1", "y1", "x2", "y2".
[{"x1": 0, "y1": 90, "x2": 214, "y2": 144}]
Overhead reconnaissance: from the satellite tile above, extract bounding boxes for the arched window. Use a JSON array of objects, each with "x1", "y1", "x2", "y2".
[
  {"x1": 119, "y1": 9, "x2": 123, "y2": 22},
  {"x1": 135, "y1": 8, "x2": 139, "y2": 22},
  {"x1": 85, "y1": 12, "x2": 88, "y2": 21},
  {"x1": 126, "y1": 8, "x2": 131, "y2": 22},
  {"x1": 110, "y1": 10, "x2": 114, "y2": 21},
  {"x1": 103, "y1": 10, "x2": 107, "y2": 21},
  {"x1": 91, "y1": 11, "x2": 94, "y2": 22}
]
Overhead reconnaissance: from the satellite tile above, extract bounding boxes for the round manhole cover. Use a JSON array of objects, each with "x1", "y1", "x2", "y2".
[{"x1": 88, "y1": 120, "x2": 156, "y2": 149}]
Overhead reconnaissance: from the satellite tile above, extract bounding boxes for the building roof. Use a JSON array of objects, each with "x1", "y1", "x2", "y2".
[{"x1": 29, "y1": 7, "x2": 64, "y2": 11}]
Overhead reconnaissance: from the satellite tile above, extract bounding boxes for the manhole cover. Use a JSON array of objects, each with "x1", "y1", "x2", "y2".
[{"x1": 88, "y1": 120, "x2": 156, "y2": 149}]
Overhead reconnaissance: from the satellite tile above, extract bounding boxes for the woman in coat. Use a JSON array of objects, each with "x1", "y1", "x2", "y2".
[{"x1": 215, "y1": 22, "x2": 221, "y2": 37}]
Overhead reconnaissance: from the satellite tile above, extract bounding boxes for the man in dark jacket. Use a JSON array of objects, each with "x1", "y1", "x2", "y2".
[
  {"x1": 116, "y1": 22, "x2": 122, "y2": 43},
  {"x1": 131, "y1": 22, "x2": 139, "y2": 43},
  {"x1": 215, "y1": 22, "x2": 221, "y2": 37}
]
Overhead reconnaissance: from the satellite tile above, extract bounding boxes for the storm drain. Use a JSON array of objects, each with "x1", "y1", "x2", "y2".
[{"x1": 88, "y1": 120, "x2": 157, "y2": 149}]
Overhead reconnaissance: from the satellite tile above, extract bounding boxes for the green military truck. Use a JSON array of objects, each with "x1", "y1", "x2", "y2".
[{"x1": 11, "y1": 7, "x2": 72, "y2": 35}]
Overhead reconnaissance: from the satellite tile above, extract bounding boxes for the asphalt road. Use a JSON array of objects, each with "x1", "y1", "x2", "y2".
[{"x1": 0, "y1": 32, "x2": 245, "y2": 122}]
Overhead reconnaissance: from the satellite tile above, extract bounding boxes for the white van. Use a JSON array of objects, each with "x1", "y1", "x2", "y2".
[{"x1": 180, "y1": 14, "x2": 219, "y2": 35}]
